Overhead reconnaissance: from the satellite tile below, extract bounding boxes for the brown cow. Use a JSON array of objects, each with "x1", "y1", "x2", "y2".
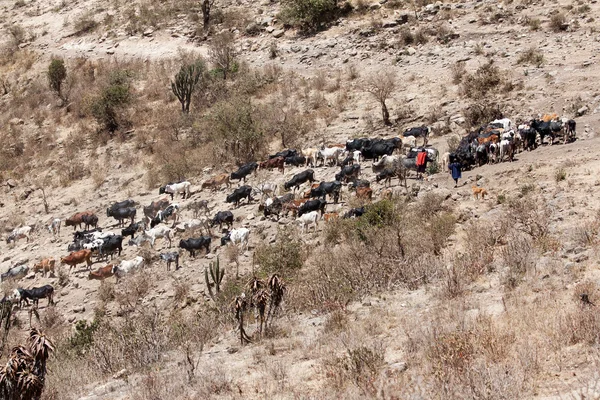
[
  {"x1": 33, "y1": 258, "x2": 56, "y2": 277},
  {"x1": 201, "y1": 174, "x2": 231, "y2": 192},
  {"x1": 356, "y1": 187, "x2": 373, "y2": 200},
  {"x1": 88, "y1": 264, "x2": 114, "y2": 280},
  {"x1": 282, "y1": 199, "x2": 308, "y2": 217},
  {"x1": 65, "y1": 211, "x2": 96, "y2": 231},
  {"x1": 303, "y1": 183, "x2": 321, "y2": 199},
  {"x1": 323, "y1": 212, "x2": 339, "y2": 222},
  {"x1": 143, "y1": 198, "x2": 170, "y2": 219},
  {"x1": 477, "y1": 134, "x2": 499, "y2": 145},
  {"x1": 259, "y1": 156, "x2": 285, "y2": 174},
  {"x1": 329, "y1": 143, "x2": 346, "y2": 149},
  {"x1": 380, "y1": 188, "x2": 393, "y2": 200},
  {"x1": 61, "y1": 249, "x2": 93, "y2": 272}
]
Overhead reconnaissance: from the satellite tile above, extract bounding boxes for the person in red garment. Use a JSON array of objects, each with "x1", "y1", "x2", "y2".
[{"x1": 416, "y1": 148, "x2": 428, "y2": 180}]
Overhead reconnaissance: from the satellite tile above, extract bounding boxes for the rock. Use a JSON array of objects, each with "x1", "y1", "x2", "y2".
[
  {"x1": 18, "y1": 42, "x2": 30, "y2": 49},
  {"x1": 72, "y1": 306, "x2": 85, "y2": 313},
  {"x1": 272, "y1": 29, "x2": 285, "y2": 38},
  {"x1": 388, "y1": 361, "x2": 408, "y2": 373},
  {"x1": 261, "y1": 17, "x2": 274, "y2": 26},
  {"x1": 246, "y1": 213, "x2": 255, "y2": 220},
  {"x1": 406, "y1": 46, "x2": 416, "y2": 55},
  {"x1": 113, "y1": 369, "x2": 128, "y2": 380},
  {"x1": 206, "y1": 253, "x2": 215, "y2": 259},
  {"x1": 9, "y1": 118, "x2": 24, "y2": 126},
  {"x1": 19, "y1": 187, "x2": 34, "y2": 200},
  {"x1": 68, "y1": 316, "x2": 76, "y2": 323},
  {"x1": 577, "y1": 106, "x2": 589, "y2": 116},
  {"x1": 382, "y1": 20, "x2": 398, "y2": 28},
  {"x1": 265, "y1": 26, "x2": 275, "y2": 33},
  {"x1": 106, "y1": 49, "x2": 115, "y2": 55},
  {"x1": 143, "y1": 29, "x2": 154, "y2": 37},
  {"x1": 6, "y1": 179, "x2": 17, "y2": 188},
  {"x1": 61, "y1": 289, "x2": 69, "y2": 296},
  {"x1": 291, "y1": 45, "x2": 301, "y2": 53}
]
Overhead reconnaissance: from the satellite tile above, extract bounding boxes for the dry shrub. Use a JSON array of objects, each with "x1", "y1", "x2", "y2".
[
  {"x1": 507, "y1": 195, "x2": 550, "y2": 241},
  {"x1": 571, "y1": 214, "x2": 600, "y2": 247},
  {"x1": 254, "y1": 227, "x2": 306, "y2": 276},
  {"x1": 501, "y1": 233, "x2": 536, "y2": 289},
  {"x1": 549, "y1": 12, "x2": 568, "y2": 32},
  {"x1": 517, "y1": 47, "x2": 545, "y2": 67},
  {"x1": 97, "y1": 281, "x2": 115, "y2": 303},
  {"x1": 451, "y1": 61, "x2": 466, "y2": 85},
  {"x1": 324, "y1": 343, "x2": 385, "y2": 395},
  {"x1": 195, "y1": 366, "x2": 233, "y2": 397},
  {"x1": 460, "y1": 61, "x2": 509, "y2": 100},
  {"x1": 323, "y1": 309, "x2": 349, "y2": 334},
  {"x1": 73, "y1": 11, "x2": 98, "y2": 35},
  {"x1": 463, "y1": 102, "x2": 504, "y2": 128},
  {"x1": 559, "y1": 305, "x2": 600, "y2": 345},
  {"x1": 172, "y1": 279, "x2": 190, "y2": 304},
  {"x1": 115, "y1": 273, "x2": 151, "y2": 310}
]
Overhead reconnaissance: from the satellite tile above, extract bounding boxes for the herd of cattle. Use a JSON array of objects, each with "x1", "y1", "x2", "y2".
[{"x1": 0, "y1": 116, "x2": 576, "y2": 310}]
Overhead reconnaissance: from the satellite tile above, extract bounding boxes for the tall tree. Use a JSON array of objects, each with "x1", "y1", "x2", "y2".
[
  {"x1": 171, "y1": 60, "x2": 205, "y2": 113},
  {"x1": 364, "y1": 70, "x2": 397, "y2": 126}
]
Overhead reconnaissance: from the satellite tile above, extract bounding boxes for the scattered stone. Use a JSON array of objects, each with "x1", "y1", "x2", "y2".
[
  {"x1": 6, "y1": 179, "x2": 17, "y2": 188},
  {"x1": 382, "y1": 20, "x2": 398, "y2": 28},
  {"x1": 113, "y1": 369, "x2": 128, "y2": 380},
  {"x1": 143, "y1": 29, "x2": 154, "y2": 37},
  {"x1": 406, "y1": 46, "x2": 416, "y2": 55},
  {"x1": 106, "y1": 49, "x2": 115, "y2": 55},
  {"x1": 272, "y1": 29, "x2": 285, "y2": 38},
  {"x1": 388, "y1": 361, "x2": 408, "y2": 373},
  {"x1": 72, "y1": 305, "x2": 85, "y2": 313},
  {"x1": 265, "y1": 26, "x2": 275, "y2": 33},
  {"x1": 577, "y1": 106, "x2": 589, "y2": 116}
]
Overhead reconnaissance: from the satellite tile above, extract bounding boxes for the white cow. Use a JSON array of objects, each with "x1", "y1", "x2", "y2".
[
  {"x1": 297, "y1": 211, "x2": 319, "y2": 234},
  {"x1": 402, "y1": 135, "x2": 417, "y2": 149},
  {"x1": 6, "y1": 226, "x2": 33, "y2": 244},
  {"x1": 164, "y1": 181, "x2": 191, "y2": 200},
  {"x1": 372, "y1": 154, "x2": 400, "y2": 173},
  {"x1": 112, "y1": 256, "x2": 144, "y2": 281},
  {"x1": 441, "y1": 152, "x2": 451, "y2": 173},
  {"x1": 182, "y1": 218, "x2": 208, "y2": 234},
  {"x1": 222, "y1": 228, "x2": 250, "y2": 252},
  {"x1": 352, "y1": 150, "x2": 362, "y2": 164},
  {"x1": 253, "y1": 183, "x2": 278, "y2": 200},
  {"x1": 491, "y1": 118, "x2": 512, "y2": 131},
  {"x1": 47, "y1": 218, "x2": 61, "y2": 236},
  {"x1": 302, "y1": 148, "x2": 319, "y2": 167},
  {"x1": 140, "y1": 226, "x2": 173, "y2": 248},
  {"x1": 318, "y1": 147, "x2": 344, "y2": 166}
]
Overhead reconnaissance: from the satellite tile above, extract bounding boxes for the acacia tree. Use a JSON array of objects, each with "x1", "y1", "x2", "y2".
[
  {"x1": 171, "y1": 60, "x2": 205, "y2": 113},
  {"x1": 209, "y1": 32, "x2": 237, "y2": 80},
  {"x1": 201, "y1": 0, "x2": 216, "y2": 30},
  {"x1": 47, "y1": 58, "x2": 67, "y2": 100},
  {"x1": 364, "y1": 70, "x2": 397, "y2": 126}
]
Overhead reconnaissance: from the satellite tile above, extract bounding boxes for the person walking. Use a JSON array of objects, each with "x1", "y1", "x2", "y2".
[
  {"x1": 448, "y1": 158, "x2": 462, "y2": 188},
  {"x1": 416, "y1": 148, "x2": 428, "y2": 180}
]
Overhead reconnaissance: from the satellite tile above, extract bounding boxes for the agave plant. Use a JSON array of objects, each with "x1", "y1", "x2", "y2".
[{"x1": 0, "y1": 329, "x2": 54, "y2": 400}]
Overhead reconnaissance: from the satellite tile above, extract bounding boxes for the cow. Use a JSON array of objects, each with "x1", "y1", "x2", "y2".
[
  {"x1": 211, "y1": 211, "x2": 234, "y2": 230},
  {"x1": 282, "y1": 199, "x2": 308, "y2": 218},
  {"x1": 150, "y1": 204, "x2": 179, "y2": 228},
  {"x1": 270, "y1": 149, "x2": 298, "y2": 159},
  {"x1": 226, "y1": 185, "x2": 253, "y2": 208},
  {"x1": 318, "y1": 147, "x2": 345, "y2": 166},
  {"x1": 302, "y1": 148, "x2": 319, "y2": 167},
  {"x1": 129, "y1": 226, "x2": 172, "y2": 248},
  {"x1": 88, "y1": 264, "x2": 115, "y2": 280},
  {"x1": 372, "y1": 154, "x2": 400, "y2": 173},
  {"x1": 1, "y1": 265, "x2": 29, "y2": 282},
  {"x1": 335, "y1": 164, "x2": 360, "y2": 183},
  {"x1": 284, "y1": 155, "x2": 307, "y2": 167},
  {"x1": 530, "y1": 119, "x2": 563, "y2": 145},
  {"x1": 6, "y1": 226, "x2": 33, "y2": 244},
  {"x1": 99, "y1": 235, "x2": 123, "y2": 259},
  {"x1": 108, "y1": 200, "x2": 136, "y2": 213},
  {"x1": 112, "y1": 256, "x2": 144, "y2": 281},
  {"x1": 376, "y1": 169, "x2": 397, "y2": 187},
  {"x1": 323, "y1": 212, "x2": 339, "y2": 222},
  {"x1": 309, "y1": 181, "x2": 342, "y2": 203},
  {"x1": 143, "y1": 198, "x2": 170, "y2": 220},
  {"x1": 66, "y1": 212, "x2": 93, "y2": 231},
  {"x1": 284, "y1": 169, "x2": 315, "y2": 191},
  {"x1": 499, "y1": 139, "x2": 514, "y2": 162},
  {"x1": 187, "y1": 200, "x2": 210, "y2": 218},
  {"x1": 179, "y1": 237, "x2": 211, "y2": 257},
  {"x1": 298, "y1": 199, "x2": 326, "y2": 217},
  {"x1": 262, "y1": 194, "x2": 295, "y2": 219},
  {"x1": 160, "y1": 252, "x2": 180, "y2": 271},
  {"x1": 253, "y1": 183, "x2": 278, "y2": 200},
  {"x1": 160, "y1": 181, "x2": 192, "y2": 200},
  {"x1": 403, "y1": 126, "x2": 429, "y2": 146},
  {"x1": 259, "y1": 157, "x2": 285, "y2": 173},
  {"x1": 82, "y1": 214, "x2": 99, "y2": 230},
  {"x1": 121, "y1": 222, "x2": 144, "y2": 239},
  {"x1": 344, "y1": 207, "x2": 365, "y2": 219},
  {"x1": 361, "y1": 141, "x2": 395, "y2": 161},
  {"x1": 297, "y1": 211, "x2": 319, "y2": 234},
  {"x1": 230, "y1": 162, "x2": 258, "y2": 183},
  {"x1": 33, "y1": 258, "x2": 55, "y2": 277},
  {"x1": 61, "y1": 249, "x2": 93, "y2": 272},
  {"x1": 346, "y1": 138, "x2": 372, "y2": 152},
  {"x1": 14, "y1": 285, "x2": 54, "y2": 307},
  {"x1": 564, "y1": 119, "x2": 576, "y2": 143},
  {"x1": 107, "y1": 207, "x2": 136, "y2": 227},
  {"x1": 356, "y1": 186, "x2": 373, "y2": 200},
  {"x1": 201, "y1": 174, "x2": 231, "y2": 191},
  {"x1": 182, "y1": 218, "x2": 209, "y2": 235},
  {"x1": 348, "y1": 179, "x2": 371, "y2": 191},
  {"x1": 220, "y1": 228, "x2": 250, "y2": 252},
  {"x1": 47, "y1": 218, "x2": 61, "y2": 236}
]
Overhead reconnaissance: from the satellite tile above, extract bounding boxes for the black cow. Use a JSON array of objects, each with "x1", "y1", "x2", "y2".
[
  {"x1": 100, "y1": 235, "x2": 123, "y2": 259},
  {"x1": 160, "y1": 252, "x2": 180, "y2": 271},
  {"x1": 82, "y1": 214, "x2": 98, "y2": 230},
  {"x1": 270, "y1": 149, "x2": 298, "y2": 159},
  {"x1": 226, "y1": 185, "x2": 253, "y2": 208},
  {"x1": 211, "y1": 211, "x2": 234, "y2": 230},
  {"x1": 346, "y1": 138, "x2": 372, "y2": 152},
  {"x1": 17, "y1": 285, "x2": 54, "y2": 307},
  {"x1": 376, "y1": 169, "x2": 397, "y2": 186},
  {"x1": 310, "y1": 181, "x2": 342, "y2": 203},
  {"x1": 284, "y1": 155, "x2": 307, "y2": 166},
  {"x1": 344, "y1": 207, "x2": 365, "y2": 219},
  {"x1": 230, "y1": 162, "x2": 258, "y2": 182},
  {"x1": 107, "y1": 200, "x2": 135, "y2": 215},
  {"x1": 379, "y1": 137, "x2": 402, "y2": 151},
  {"x1": 179, "y1": 237, "x2": 211, "y2": 257},
  {"x1": 520, "y1": 128, "x2": 537, "y2": 151},
  {"x1": 348, "y1": 178, "x2": 370, "y2": 191},
  {"x1": 107, "y1": 207, "x2": 136, "y2": 227},
  {"x1": 150, "y1": 204, "x2": 179, "y2": 228},
  {"x1": 335, "y1": 164, "x2": 360, "y2": 183},
  {"x1": 298, "y1": 199, "x2": 327, "y2": 217},
  {"x1": 403, "y1": 125, "x2": 430, "y2": 145},
  {"x1": 284, "y1": 169, "x2": 315, "y2": 191},
  {"x1": 361, "y1": 142, "x2": 394, "y2": 161},
  {"x1": 73, "y1": 229, "x2": 102, "y2": 241},
  {"x1": 530, "y1": 119, "x2": 563, "y2": 145},
  {"x1": 263, "y1": 193, "x2": 295, "y2": 219},
  {"x1": 121, "y1": 222, "x2": 143, "y2": 239}
]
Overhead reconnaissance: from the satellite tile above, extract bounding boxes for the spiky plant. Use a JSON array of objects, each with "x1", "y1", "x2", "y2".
[
  {"x1": 0, "y1": 329, "x2": 54, "y2": 400},
  {"x1": 205, "y1": 257, "x2": 225, "y2": 300}
]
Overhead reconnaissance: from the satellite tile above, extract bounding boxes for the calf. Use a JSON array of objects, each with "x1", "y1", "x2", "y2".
[
  {"x1": 1, "y1": 265, "x2": 29, "y2": 282},
  {"x1": 298, "y1": 199, "x2": 326, "y2": 217},
  {"x1": 129, "y1": 226, "x2": 172, "y2": 248},
  {"x1": 151, "y1": 204, "x2": 179, "y2": 227},
  {"x1": 15, "y1": 285, "x2": 54, "y2": 307},
  {"x1": 121, "y1": 222, "x2": 144, "y2": 239},
  {"x1": 88, "y1": 264, "x2": 114, "y2": 280},
  {"x1": 179, "y1": 237, "x2": 211, "y2": 257},
  {"x1": 253, "y1": 183, "x2": 278, "y2": 200},
  {"x1": 323, "y1": 212, "x2": 339, "y2": 222},
  {"x1": 297, "y1": 211, "x2": 319, "y2": 234},
  {"x1": 201, "y1": 174, "x2": 231, "y2": 191},
  {"x1": 318, "y1": 147, "x2": 344, "y2": 166},
  {"x1": 230, "y1": 162, "x2": 258, "y2": 183},
  {"x1": 284, "y1": 169, "x2": 315, "y2": 191},
  {"x1": 6, "y1": 226, "x2": 33, "y2": 244},
  {"x1": 107, "y1": 207, "x2": 136, "y2": 227},
  {"x1": 61, "y1": 249, "x2": 93, "y2": 272},
  {"x1": 220, "y1": 228, "x2": 250, "y2": 252},
  {"x1": 403, "y1": 125, "x2": 430, "y2": 146},
  {"x1": 33, "y1": 258, "x2": 55, "y2": 277},
  {"x1": 259, "y1": 157, "x2": 285, "y2": 174},
  {"x1": 112, "y1": 256, "x2": 144, "y2": 281},
  {"x1": 47, "y1": 218, "x2": 61, "y2": 236},
  {"x1": 82, "y1": 214, "x2": 99, "y2": 230},
  {"x1": 335, "y1": 164, "x2": 360, "y2": 183},
  {"x1": 226, "y1": 185, "x2": 253, "y2": 208},
  {"x1": 187, "y1": 200, "x2": 210, "y2": 217},
  {"x1": 182, "y1": 218, "x2": 209, "y2": 234},
  {"x1": 376, "y1": 169, "x2": 397, "y2": 187},
  {"x1": 143, "y1": 198, "x2": 170, "y2": 220},
  {"x1": 160, "y1": 252, "x2": 180, "y2": 271},
  {"x1": 356, "y1": 186, "x2": 373, "y2": 200},
  {"x1": 211, "y1": 211, "x2": 234, "y2": 230},
  {"x1": 344, "y1": 207, "x2": 365, "y2": 219}
]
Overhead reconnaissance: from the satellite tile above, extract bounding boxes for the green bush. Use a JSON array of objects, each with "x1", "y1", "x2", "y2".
[
  {"x1": 254, "y1": 227, "x2": 305, "y2": 276},
  {"x1": 69, "y1": 319, "x2": 100, "y2": 355},
  {"x1": 280, "y1": 0, "x2": 342, "y2": 33},
  {"x1": 90, "y1": 70, "x2": 132, "y2": 133},
  {"x1": 48, "y1": 58, "x2": 67, "y2": 97}
]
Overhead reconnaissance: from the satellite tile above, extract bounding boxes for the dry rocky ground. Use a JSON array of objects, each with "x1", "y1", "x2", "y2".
[{"x1": 2, "y1": 0, "x2": 600, "y2": 398}]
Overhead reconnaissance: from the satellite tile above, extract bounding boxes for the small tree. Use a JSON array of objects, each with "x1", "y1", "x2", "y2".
[
  {"x1": 171, "y1": 60, "x2": 205, "y2": 113},
  {"x1": 209, "y1": 32, "x2": 237, "y2": 80},
  {"x1": 364, "y1": 70, "x2": 396, "y2": 126},
  {"x1": 281, "y1": 0, "x2": 339, "y2": 33},
  {"x1": 90, "y1": 70, "x2": 132, "y2": 134},
  {"x1": 200, "y1": 0, "x2": 216, "y2": 30},
  {"x1": 47, "y1": 58, "x2": 67, "y2": 99}
]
